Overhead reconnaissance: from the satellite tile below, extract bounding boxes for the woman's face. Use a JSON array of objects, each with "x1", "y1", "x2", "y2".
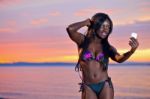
[{"x1": 96, "y1": 19, "x2": 110, "y2": 39}]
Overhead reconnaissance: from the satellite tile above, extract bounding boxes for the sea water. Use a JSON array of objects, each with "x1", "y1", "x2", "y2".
[{"x1": 0, "y1": 65, "x2": 150, "y2": 99}]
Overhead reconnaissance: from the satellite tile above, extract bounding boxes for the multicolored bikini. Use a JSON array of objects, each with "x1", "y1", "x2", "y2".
[
  {"x1": 82, "y1": 50, "x2": 106, "y2": 66},
  {"x1": 79, "y1": 50, "x2": 113, "y2": 97},
  {"x1": 76, "y1": 37, "x2": 113, "y2": 97}
]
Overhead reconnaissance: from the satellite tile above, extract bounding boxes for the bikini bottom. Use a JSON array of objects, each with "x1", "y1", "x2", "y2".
[{"x1": 79, "y1": 77, "x2": 113, "y2": 97}]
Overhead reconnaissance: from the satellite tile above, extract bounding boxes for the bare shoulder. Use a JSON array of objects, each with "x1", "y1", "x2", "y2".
[
  {"x1": 110, "y1": 45, "x2": 117, "y2": 51},
  {"x1": 108, "y1": 45, "x2": 121, "y2": 62}
]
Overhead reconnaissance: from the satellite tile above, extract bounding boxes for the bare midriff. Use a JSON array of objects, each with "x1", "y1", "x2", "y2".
[{"x1": 80, "y1": 60, "x2": 108, "y2": 84}]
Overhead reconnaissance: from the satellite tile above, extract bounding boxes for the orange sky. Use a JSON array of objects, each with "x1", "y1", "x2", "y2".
[{"x1": 0, "y1": 0, "x2": 150, "y2": 63}]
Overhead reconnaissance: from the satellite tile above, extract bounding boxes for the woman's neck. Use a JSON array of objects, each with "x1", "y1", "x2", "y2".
[{"x1": 91, "y1": 35, "x2": 102, "y2": 44}]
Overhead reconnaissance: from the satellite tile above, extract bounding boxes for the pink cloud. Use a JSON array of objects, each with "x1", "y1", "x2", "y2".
[
  {"x1": 0, "y1": 0, "x2": 21, "y2": 3},
  {"x1": 31, "y1": 18, "x2": 48, "y2": 26},
  {"x1": 21, "y1": 12, "x2": 30, "y2": 17},
  {"x1": 141, "y1": 7, "x2": 150, "y2": 12},
  {"x1": 49, "y1": 11, "x2": 61, "y2": 16},
  {"x1": 139, "y1": 1, "x2": 150, "y2": 12},
  {"x1": 0, "y1": 27, "x2": 17, "y2": 33},
  {"x1": 6, "y1": 20, "x2": 17, "y2": 27},
  {"x1": 0, "y1": 20, "x2": 18, "y2": 33},
  {"x1": 74, "y1": 7, "x2": 120, "y2": 17},
  {"x1": 0, "y1": 0, "x2": 25, "y2": 7},
  {"x1": 140, "y1": 1, "x2": 150, "y2": 6}
]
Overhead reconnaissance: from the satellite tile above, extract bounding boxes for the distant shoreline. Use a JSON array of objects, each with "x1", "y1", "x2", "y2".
[{"x1": 0, "y1": 62, "x2": 149, "y2": 66}]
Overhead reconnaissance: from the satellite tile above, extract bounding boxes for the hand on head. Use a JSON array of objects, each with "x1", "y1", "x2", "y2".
[{"x1": 84, "y1": 18, "x2": 92, "y2": 27}]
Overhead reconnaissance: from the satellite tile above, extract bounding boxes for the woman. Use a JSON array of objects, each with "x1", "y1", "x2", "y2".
[{"x1": 66, "y1": 13, "x2": 139, "y2": 99}]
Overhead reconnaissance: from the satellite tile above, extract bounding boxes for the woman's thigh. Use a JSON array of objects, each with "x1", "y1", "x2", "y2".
[
  {"x1": 98, "y1": 82, "x2": 114, "y2": 99},
  {"x1": 82, "y1": 85, "x2": 97, "y2": 99}
]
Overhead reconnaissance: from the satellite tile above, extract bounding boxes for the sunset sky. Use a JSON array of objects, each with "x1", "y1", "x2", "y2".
[{"x1": 0, "y1": 0, "x2": 150, "y2": 63}]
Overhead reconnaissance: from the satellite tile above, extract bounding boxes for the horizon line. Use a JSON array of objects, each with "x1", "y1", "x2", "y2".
[{"x1": 0, "y1": 61, "x2": 150, "y2": 66}]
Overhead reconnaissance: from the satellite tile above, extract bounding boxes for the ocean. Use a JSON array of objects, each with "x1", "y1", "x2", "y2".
[{"x1": 0, "y1": 65, "x2": 150, "y2": 99}]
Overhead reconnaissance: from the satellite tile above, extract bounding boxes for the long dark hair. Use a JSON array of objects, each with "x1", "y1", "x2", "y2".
[{"x1": 75, "y1": 13, "x2": 113, "y2": 71}]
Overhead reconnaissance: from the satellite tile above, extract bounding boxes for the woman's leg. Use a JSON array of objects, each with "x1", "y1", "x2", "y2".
[
  {"x1": 81, "y1": 84, "x2": 97, "y2": 99},
  {"x1": 98, "y1": 81, "x2": 114, "y2": 99}
]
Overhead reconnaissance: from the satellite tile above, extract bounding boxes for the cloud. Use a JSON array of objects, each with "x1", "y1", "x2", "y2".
[
  {"x1": 0, "y1": 0, "x2": 22, "y2": 3},
  {"x1": 141, "y1": 7, "x2": 150, "y2": 12},
  {"x1": 21, "y1": 12, "x2": 31, "y2": 18},
  {"x1": 74, "y1": 7, "x2": 120, "y2": 17},
  {"x1": 139, "y1": 0, "x2": 150, "y2": 7},
  {"x1": 49, "y1": 11, "x2": 61, "y2": 16},
  {"x1": 0, "y1": 27, "x2": 17, "y2": 33},
  {"x1": 5, "y1": 20, "x2": 17, "y2": 27},
  {"x1": 138, "y1": 1, "x2": 150, "y2": 12},
  {"x1": 0, "y1": 20, "x2": 17, "y2": 34},
  {"x1": 0, "y1": 0, "x2": 25, "y2": 7},
  {"x1": 139, "y1": 1, "x2": 150, "y2": 12},
  {"x1": 31, "y1": 18, "x2": 48, "y2": 26}
]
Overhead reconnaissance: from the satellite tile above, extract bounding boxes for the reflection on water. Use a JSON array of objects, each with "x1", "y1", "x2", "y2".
[
  {"x1": 0, "y1": 65, "x2": 150, "y2": 99},
  {"x1": 108, "y1": 66, "x2": 150, "y2": 99}
]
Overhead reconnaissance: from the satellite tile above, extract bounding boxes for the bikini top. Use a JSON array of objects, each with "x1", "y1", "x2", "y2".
[
  {"x1": 82, "y1": 50, "x2": 104, "y2": 61},
  {"x1": 81, "y1": 50, "x2": 108, "y2": 70},
  {"x1": 75, "y1": 37, "x2": 111, "y2": 71},
  {"x1": 82, "y1": 50, "x2": 108, "y2": 62}
]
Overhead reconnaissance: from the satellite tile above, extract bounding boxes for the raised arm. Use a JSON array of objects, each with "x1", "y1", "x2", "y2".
[
  {"x1": 110, "y1": 37, "x2": 139, "y2": 63},
  {"x1": 66, "y1": 19, "x2": 91, "y2": 46}
]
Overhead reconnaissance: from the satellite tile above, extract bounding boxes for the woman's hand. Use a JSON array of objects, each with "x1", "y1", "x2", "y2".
[
  {"x1": 84, "y1": 18, "x2": 91, "y2": 27},
  {"x1": 129, "y1": 37, "x2": 139, "y2": 52},
  {"x1": 66, "y1": 18, "x2": 92, "y2": 46},
  {"x1": 110, "y1": 38, "x2": 139, "y2": 63}
]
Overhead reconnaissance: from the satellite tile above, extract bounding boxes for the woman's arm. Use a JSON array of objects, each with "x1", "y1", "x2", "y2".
[
  {"x1": 110, "y1": 37, "x2": 139, "y2": 63},
  {"x1": 66, "y1": 19, "x2": 91, "y2": 46}
]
